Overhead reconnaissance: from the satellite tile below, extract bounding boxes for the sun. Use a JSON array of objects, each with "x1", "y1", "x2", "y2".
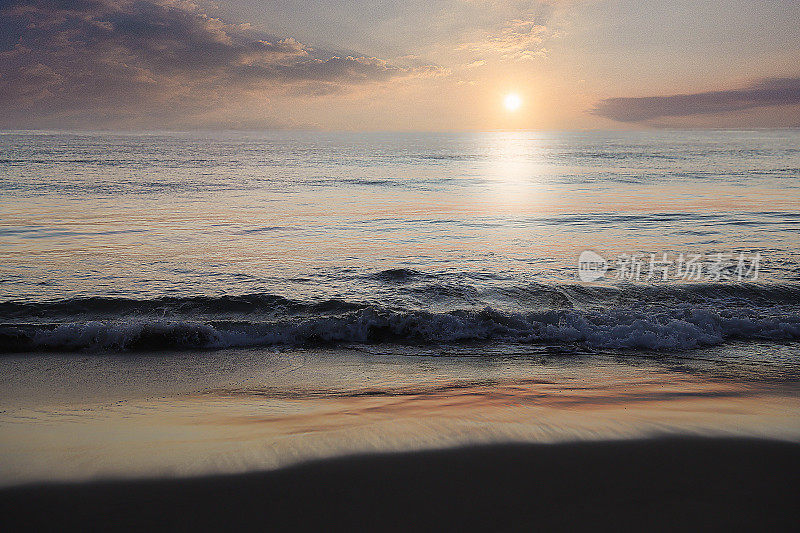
[{"x1": 504, "y1": 93, "x2": 522, "y2": 112}]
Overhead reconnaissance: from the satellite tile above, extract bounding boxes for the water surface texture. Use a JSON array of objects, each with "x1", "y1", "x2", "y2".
[
  {"x1": 2, "y1": 129, "x2": 800, "y2": 486},
  {"x1": 1, "y1": 130, "x2": 799, "y2": 355}
]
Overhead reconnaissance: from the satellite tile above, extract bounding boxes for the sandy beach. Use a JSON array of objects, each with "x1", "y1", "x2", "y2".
[{"x1": 3, "y1": 437, "x2": 799, "y2": 531}]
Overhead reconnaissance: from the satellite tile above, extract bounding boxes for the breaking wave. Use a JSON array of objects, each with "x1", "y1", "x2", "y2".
[
  {"x1": 2, "y1": 304, "x2": 799, "y2": 353},
  {"x1": 1, "y1": 281, "x2": 799, "y2": 353}
]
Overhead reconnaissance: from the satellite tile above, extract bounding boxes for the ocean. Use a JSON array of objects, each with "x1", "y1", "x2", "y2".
[{"x1": 1, "y1": 129, "x2": 799, "y2": 486}]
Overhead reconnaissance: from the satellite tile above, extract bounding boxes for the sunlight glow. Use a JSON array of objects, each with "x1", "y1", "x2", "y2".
[{"x1": 504, "y1": 93, "x2": 522, "y2": 112}]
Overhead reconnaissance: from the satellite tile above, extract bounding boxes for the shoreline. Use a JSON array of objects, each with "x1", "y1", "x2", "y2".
[{"x1": 3, "y1": 437, "x2": 799, "y2": 531}]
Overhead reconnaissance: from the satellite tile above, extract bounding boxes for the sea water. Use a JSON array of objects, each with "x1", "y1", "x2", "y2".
[{"x1": 1, "y1": 129, "x2": 799, "y2": 484}]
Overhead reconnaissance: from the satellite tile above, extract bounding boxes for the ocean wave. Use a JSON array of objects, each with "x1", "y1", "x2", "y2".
[
  {"x1": 2, "y1": 305, "x2": 799, "y2": 353},
  {"x1": 0, "y1": 294, "x2": 366, "y2": 320},
  {"x1": 1, "y1": 281, "x2": 799, "y2": 320},
  {"x1": 369, "y1": 268, "x2": 424, "y2": 282}
]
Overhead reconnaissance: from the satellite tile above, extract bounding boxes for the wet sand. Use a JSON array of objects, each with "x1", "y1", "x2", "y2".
[
  {"x1": 2, "y1": 437, "x2": 798, "y2": 532},
  {"x1": 3, "y1": 351, "x2": 800, "y2": 488}
]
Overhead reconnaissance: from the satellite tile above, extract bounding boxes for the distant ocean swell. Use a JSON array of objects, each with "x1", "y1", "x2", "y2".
[{"x1": 1, "y1": 288, "x2": 799, "y2": 353}]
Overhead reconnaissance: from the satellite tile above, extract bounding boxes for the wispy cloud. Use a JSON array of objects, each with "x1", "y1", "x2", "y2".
[
  {"x1": 458, "y1": 18, "x2": 550, "y2": 62},
  {"x1": 0, "y1": 0, "x2": 446, "y2": 128},
  {"x1": 593, "y1": 78, "x2": 800, "y2": 122}
]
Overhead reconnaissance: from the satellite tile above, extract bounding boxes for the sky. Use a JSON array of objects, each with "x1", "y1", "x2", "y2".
[{"x1": 1, "y1": 0, "x2": 799, "y2": 130}]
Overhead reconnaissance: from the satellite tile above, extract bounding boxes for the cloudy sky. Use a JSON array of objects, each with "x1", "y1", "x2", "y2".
[{"x1": 1, "y1": 0, "x2": 799, "y2": 130}]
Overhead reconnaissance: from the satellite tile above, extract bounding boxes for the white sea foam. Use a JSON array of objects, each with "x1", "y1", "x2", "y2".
[{"x1": 2, "y1": 304, "x2": 798, "y2": 353}]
